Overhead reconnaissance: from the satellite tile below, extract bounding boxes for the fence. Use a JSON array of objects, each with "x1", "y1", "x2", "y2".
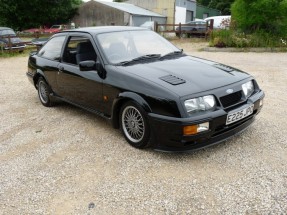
[
  {"x1": 155, "y1": 19, "x2": 214, "y2": 38},
  {"x1": 0, "y1": 32, "x2": 54, "y2": 53}
]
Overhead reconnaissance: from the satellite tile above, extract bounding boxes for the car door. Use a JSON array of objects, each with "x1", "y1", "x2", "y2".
[
  {"x1": 56, "y1": 34, "x2": 103, "y2": 111},
  {"x1": 36, "y1": 35, "x2": 66, "y2": 93}
]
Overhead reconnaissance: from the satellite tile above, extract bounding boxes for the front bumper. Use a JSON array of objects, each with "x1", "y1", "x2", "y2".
[
  {"x1": 3, "y1": 44, "x2": 26, "y2": 50},
  {"x1": 148, "y1": 90, "x2": 264, "y2": 152}
]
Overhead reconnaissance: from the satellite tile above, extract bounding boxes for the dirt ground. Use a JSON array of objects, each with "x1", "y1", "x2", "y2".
[{"x1": 0, "y1": 42, "x2": 286, "y2": 214}]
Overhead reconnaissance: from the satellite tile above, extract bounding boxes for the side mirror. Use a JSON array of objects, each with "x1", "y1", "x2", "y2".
[
  {"x1": 79, "y1": 60, "x2": 106, "y2": 79},
  {"x1": 29, "y1": 51, "x2": 37, "y2": 56},
  {"x1": 79, "y1": 60, "x2": 96, "y2": 71}
]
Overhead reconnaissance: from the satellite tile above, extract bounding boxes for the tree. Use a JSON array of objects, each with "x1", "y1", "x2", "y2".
[
  {"x1": 197, "y1": 0, "x2": 211, "y2": 6},
  {"x1": 0, "y1": 0, "x2": 82, "y2": 30},
  {"x1": 208, "y1": 0, "x2": 235, "y2": 15},
  {"x1": 231, "y1": 0, "x2": 287, "y2": 35}
]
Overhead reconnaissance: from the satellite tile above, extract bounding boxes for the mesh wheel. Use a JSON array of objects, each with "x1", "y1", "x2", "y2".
[
  {"x1": 120, "y1": 101, "x2": 151, "y2": 149},
  {"x1": 37, "y1": 77, "x2": 54, "y2": 107}
]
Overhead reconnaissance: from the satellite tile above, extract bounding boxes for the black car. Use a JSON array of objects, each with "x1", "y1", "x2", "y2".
[
  {"x1": 27, "y1": 27, "x2": 264, "y2": 152},
  {"x1": 0, "y1": 27, "x2": 25, "y2": 51}
]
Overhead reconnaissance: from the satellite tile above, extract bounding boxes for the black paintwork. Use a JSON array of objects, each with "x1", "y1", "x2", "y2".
[{"x1": 27, "y1": 26, "x2": 264, "y2": 151}]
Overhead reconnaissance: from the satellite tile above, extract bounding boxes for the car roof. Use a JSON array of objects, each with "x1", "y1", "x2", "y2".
[
  {"x1": 58, "y1": 26, "x2": 147, "y2": 35},
  {"x1": 0, "y1": 27, "x2": 13, "y2": 31}
]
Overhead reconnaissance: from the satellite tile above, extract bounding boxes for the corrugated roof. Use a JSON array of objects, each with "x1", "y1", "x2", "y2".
[{"x1": 94, "y1": 0, "x2": 166, "y2": 17}]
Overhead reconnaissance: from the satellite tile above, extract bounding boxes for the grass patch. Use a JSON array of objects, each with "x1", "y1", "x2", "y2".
[{"x1": 0, "y1": 46, "x2": 37, "y2": 58}]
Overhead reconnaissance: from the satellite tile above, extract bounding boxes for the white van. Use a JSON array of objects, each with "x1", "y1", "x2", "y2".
[{"x1": 204, "y1": 15, "x2": 231, "y2": 29}]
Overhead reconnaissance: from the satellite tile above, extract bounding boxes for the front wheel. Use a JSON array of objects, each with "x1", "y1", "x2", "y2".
[
  {"x1": 37, "y1": 77, "x2": 54, "y2": 107},
  {"x1": 120, "y1": 101, "x2": 151, "y2": 149}
]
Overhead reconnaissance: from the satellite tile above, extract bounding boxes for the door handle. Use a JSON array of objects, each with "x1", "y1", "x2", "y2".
[{"x1": 58, "y1": 66, "x2": 64, "y2": 72}]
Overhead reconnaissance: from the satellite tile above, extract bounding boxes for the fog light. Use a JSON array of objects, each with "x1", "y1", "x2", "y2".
[
  {"x1": 259, "y1": 99, "x2": 263, "y2": 107},
  {"x1": 183, "y1": 122, "x2": 209, "y2": 135},
  {"x1": 197, "y1": 122, "x2": 209, "y2": 132}
]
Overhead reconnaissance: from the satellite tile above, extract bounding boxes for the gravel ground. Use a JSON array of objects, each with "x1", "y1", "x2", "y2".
[{"x1": 0, "y1": 43, "x2": 286, "y2": 214}]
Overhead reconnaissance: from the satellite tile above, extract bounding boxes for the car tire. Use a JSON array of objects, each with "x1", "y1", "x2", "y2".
[
  {"x1": 37, "y1": 77, "x2": 54, "y2": 107},
  {"x1": 120, "y1": 101, "x2": 151, "y2": 149}
]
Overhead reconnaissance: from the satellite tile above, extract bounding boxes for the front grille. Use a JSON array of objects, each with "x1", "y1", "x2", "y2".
[{"x1": 220, "y1": 91, "x2": 242, "y2": 108}]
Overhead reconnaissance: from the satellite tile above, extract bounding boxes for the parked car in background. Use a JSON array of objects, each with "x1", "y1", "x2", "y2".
[
  {"x1": 30, "y1": 37, "x2": 49, "y2": 46},
  {"x1": 0, "y1": 27, "x2": 26, "y2": 51},
  {"x1": 43, "y1": 25, "x2": 68, "y2": 34},
  {"x1": 175, "y1": 20, "x2": 207, "y2": 37},
  {"x1": 22, "y1": 28, "x2": 44, "y2": 34},
  {"x1": 204, "y1": 15, "x2": 231, "y2": 29},
  {"x1": 27, "y1": 26, "x2": 264, "y2": 152}
]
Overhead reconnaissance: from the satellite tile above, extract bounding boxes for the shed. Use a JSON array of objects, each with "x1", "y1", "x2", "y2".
[{"x1": 73, "y1": 0, "x2": 166, "y2": 28}]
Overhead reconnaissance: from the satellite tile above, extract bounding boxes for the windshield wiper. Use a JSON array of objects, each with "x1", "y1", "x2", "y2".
[
  {"x1": 116, "y1": 54, "x2": 161, "y2": 66},
  {"x1": 160, "y1": 49, "x2": 184, "y2": 60}
]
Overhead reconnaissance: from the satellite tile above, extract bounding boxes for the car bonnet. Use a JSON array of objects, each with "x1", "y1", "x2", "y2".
[{"x1": 116, "y1": 55, "x2": 251, "y2": 97}]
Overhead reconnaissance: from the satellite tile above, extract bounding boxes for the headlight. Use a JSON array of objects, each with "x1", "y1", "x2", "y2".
[
  {"x1": 184, "y1": 95, "x2": 216, "y2": 115},
  {"x1": 242, "y1": 81, "x2": 254, "y2": 98}
]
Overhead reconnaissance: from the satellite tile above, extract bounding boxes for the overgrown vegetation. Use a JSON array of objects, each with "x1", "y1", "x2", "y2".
[
  {"x1": 210, "y1": 30, "x2": 287, "y2": 48},
  {"x1": 209, "y1": 0, "x2": 287, "y2": 48},
  {"x1": 231, "y1": 0, "x2": 287, "y2": 35}
]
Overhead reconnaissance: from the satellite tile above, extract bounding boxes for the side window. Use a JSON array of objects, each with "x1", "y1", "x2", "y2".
[
  {"x1": 62, "y1": 36, "x2": 97, "y2": 65},
  {"x1": 38, "y1": 36, "x2": 65, "y2": 61}
]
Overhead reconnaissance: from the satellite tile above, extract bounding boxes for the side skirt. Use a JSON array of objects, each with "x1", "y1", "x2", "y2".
[{"x1": 52, "y1": 94, "x2": 112, "y2": 122}]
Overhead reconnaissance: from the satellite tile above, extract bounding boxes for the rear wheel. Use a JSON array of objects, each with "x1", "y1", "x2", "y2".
[
  {"x1": 37, "y1": 77, "x2": 54, "y2": 107},
  {"x1": 120, "y1": 101, "x2": 151, "y2": 149}
]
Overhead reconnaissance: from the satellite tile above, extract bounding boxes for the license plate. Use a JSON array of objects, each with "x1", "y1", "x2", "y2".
[{"x1": 226, "y1": 104, "x2": 254, "y2": 125}]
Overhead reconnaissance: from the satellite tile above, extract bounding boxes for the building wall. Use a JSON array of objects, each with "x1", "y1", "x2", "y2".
[
  {"x1": 73, "y1": 1, "x2": 127, "y2": 27},
  {"x1": 196, "y1": 4, "x2": 221, "y2": 19},
  {"x1": 126, "y1": 0, "x2": 175, "y2": 25},
  {"x1": 126, "y1": 0, "x2": 197, "y2": 25},
  {"x1": 73, "y1": 1, "x2": 166, "y2": 28},
  {"x1": 176, "y1": 0, "x2": 196, "y2": 21}
]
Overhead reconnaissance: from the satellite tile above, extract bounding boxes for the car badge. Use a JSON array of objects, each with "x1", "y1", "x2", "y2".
[{"x1": 226, "y1": 89, "x2": 233, "y2": 94}]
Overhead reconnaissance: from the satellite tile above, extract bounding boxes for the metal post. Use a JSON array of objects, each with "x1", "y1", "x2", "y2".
[
  {"x1": 8, "y1": 35, "x2": 12, "y2": 53},
  {"x1": 154, "y1": 21, "x2": 158, "y2": 32},
  {"x1": 179, "y1": 23, "x2": 181, "y2": 38}
]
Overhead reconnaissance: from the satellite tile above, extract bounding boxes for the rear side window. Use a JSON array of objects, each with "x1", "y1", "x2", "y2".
[{"x1": 38, "y1": 36, "x2": 65, "y2": 61}]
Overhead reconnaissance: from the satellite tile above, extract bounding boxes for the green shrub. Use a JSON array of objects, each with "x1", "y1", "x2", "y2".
[{"x1": 231, "y1": 0, "x2": 287, "y2": 36}]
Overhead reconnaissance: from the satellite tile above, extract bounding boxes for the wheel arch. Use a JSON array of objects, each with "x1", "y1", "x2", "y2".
[
  {"x1": 111, "y1": 92, "x2": 152, "y2": 129},
  {"x1": 33, "y1": 70, "x2": 46, "y2": 89}
]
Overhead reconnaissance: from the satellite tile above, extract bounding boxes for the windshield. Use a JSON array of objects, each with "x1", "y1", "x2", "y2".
[
  {"x1": 51, "y1": 25, "x2": 60, "y2": 29},
  {"x1": 97, "y1": 30, "x2": 180, "y2": 64}
]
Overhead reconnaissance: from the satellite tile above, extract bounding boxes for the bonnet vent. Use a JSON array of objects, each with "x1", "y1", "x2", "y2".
[
  {"x1": 159, "y1": 75, "x2": 186, "y2": 85},
  {"x1": 213, "y1": 64, "x2": 234, "y2": 72}
]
